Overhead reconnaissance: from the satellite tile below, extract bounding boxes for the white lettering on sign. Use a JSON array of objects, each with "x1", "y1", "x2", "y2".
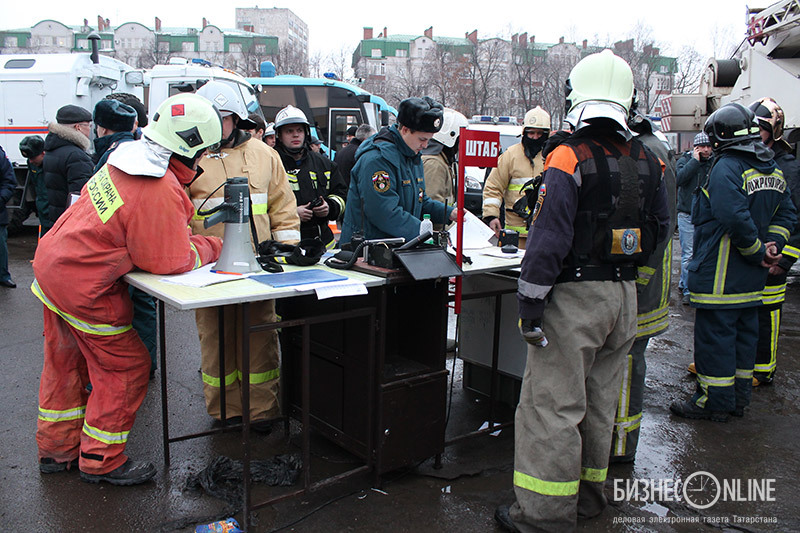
[{"x1": 465, "y1": 140, "x2": 500, "y2": 158}]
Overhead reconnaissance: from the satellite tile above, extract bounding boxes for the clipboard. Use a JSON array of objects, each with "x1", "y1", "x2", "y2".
[{"x1": 250, "y1": 269, "x2": 348, "y2": 288}]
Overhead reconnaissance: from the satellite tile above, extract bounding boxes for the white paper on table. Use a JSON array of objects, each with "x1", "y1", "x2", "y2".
[
  {"x1": 293, "y1": 280, "x2": 369, "y2": 299},
  {"x1": 448, "y1": 210, "x2": 497, "y2": 250},
  {"x1": 478, "y1": 247, "x2": 525, "y2": 259},
  {"x1": 159, "y1": 264, "x2": 248, "y2": 288}
]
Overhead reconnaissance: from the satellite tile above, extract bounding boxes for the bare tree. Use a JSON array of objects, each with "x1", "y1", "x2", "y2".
[
  {"x1": 322, "y1": 45, "x2": 355, "y2": 80},
  {"x1": 275, "y1": 41, "x2": 307, "y2": 76},
  {"x1": 424, "y1": 43, "x2": 470, "y2": 111},
  {"x1": 672, "y1": 45, "x2": 705, "y2": 94},
  {"x1": 464, "y1": 38, "x2": 509, "y2": 115}
]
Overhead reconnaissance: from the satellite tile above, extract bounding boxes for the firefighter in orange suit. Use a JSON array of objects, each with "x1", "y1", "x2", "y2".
[
  {"x1": 191, "y1": 82, "x2": 300, "y2": 427},
  {"x1": 32, "y1": 94, "x2": 224, "y2": 485}
]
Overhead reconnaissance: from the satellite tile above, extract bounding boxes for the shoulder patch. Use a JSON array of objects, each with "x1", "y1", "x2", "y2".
[{"x1": 372, "y1": 171, "x2": 390, "y2": 193}]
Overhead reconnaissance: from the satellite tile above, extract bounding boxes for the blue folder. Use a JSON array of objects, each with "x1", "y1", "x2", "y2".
[{"x1": 250, "y1": 269, "x2": 348, "y2": 288}]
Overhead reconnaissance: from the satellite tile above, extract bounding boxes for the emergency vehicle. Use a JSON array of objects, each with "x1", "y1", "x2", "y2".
[
  {"x1": 662, "y1": 0, "x2": 800, "y2": 147},
  {"x1": 247, "y1": 62, "x2": 396, "y2": 157},
  {"x1": 1, "y1": 35, "x2": 258, "y2": 231}
]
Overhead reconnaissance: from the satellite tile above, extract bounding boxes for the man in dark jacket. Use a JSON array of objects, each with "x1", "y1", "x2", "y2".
[
  {"x1": 92, "y1": 99, "x2": 137, "y2": 172},
  {"x1": 670, "y1": 103, "x2": 796, "y2": 422},
  {"x1": 19, "y1": 135, "x2": 50, "y2": 236},
  {"x1": 42, "y1": 105, "x2": 94, "y2": 222},
  {"x1": 675, "y1": 132, "x2": 713, "y2": 305},
  {"x1": 274, "y1": 105, "x2": 347, "y2": 248},
  {"x1": 749, "y1": 97, "x2": 800, "y2": 386},
  {"x1": 0, "y1": 145, "x2": 17, "y2": 288},
  {"x1": 335, "y1": 124, "x2": 376, "y2": 188}
]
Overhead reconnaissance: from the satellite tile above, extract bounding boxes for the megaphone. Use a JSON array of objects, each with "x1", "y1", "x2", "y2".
[{"x1": 200, "y1": 177, "x2": 262, "y2": 274}]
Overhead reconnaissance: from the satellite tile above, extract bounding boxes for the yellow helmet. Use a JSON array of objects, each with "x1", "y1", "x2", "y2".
[{"x1": 143, "y1": 93, "x2": 223, "y2": 157}]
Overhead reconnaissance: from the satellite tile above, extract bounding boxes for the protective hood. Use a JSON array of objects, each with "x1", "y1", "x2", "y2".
[
  {"x1": 107, "y1": 137, "x2": 173, "y2": 177},
  {"x1": 420, "y1": 139, "x2": 445, "y2": 156},
  {"x1": 566, "y1": 101, "x2": 632, "y2": 141},
  {"x1": 720, "y1": 140, "x2": 774, "y2": 162}
]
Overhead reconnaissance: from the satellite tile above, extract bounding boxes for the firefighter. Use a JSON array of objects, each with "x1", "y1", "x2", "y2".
[
  {"x1": 610, "y1": 111, "x2": 677, "y2": 463},
  {"x1": 495, "y1": 50, "x2": 670, "y2": 532},
  {"x1": 482, "y1": 106, "x2": 551, "y2": 248},
  {"x1": 422, "y1": 107, "x2": 468, "y2": 207},
  {"x1": 340, "y1": 96, "x2": 457, "y2": 244},
  {"x1": 191, "y1": 82, "x2": 300, "y2": 428},
  {"x1": 32, "y1": 94, "x2": 224, "y2": 485},
  {"x1": 670, "y1": 103, "x2": 796, "y2": 422},
  {"x1": 749, "y1": 97, "x2": 800, "y2": 386},
  {"x1": 273, "y1": 105, "x2": 347, "y2": 248}
]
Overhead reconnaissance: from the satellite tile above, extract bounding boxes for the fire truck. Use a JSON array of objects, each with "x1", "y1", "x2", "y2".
[{"x1": 662, "y1": 0, "x2": 800, "y2": 147}]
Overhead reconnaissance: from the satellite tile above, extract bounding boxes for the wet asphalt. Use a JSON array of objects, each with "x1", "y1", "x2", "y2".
[{"x1": 1, "y1": 226, "x2": 799, "y2": 532}]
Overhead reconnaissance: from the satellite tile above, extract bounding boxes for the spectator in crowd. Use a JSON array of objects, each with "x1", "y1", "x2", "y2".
[
  {"x1": 0, "y1": 145, "x2": 16, "y2": 288},
  {"x1": 263, "y1": 123, "x2": 276, "y2": 147},
  {"x1": 105, "y1": 93, "x2": 148, "y2": 139},
  {"x1": 335, "y1": 124, "x2": 376, "y2": 189},
  {"x1": 675, "y1": 132, "x2": 714, "y2": 305},
  {"x1": 42, "y1": 105, "x2": 94, "y2": 222},
  {"x1": 244, "y1": 113, "x2": 266, "y2": 141},
  {"x1": 92, "y1": 99, "x2": 137, "y2": 171},
  {"x1": 19, "y1": 135, "x2": 51, "y2": 236}
]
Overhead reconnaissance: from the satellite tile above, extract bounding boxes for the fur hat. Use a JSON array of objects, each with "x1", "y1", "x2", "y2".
[
  {"x1": 106, "y1": 93, "x2": 148, "y2": 127},
  {"x1": 397, "y1": 97, "x2": 444, "y2": 133},
  {"x1": 93, "y1": 99, "x2": 137, "y2": 132},
  {"x1": 56, "y1": 104, "x2": 92, "y2": 125},
  {"x1": 19, "y1": 135, "x2": 45, "y2": 158}
]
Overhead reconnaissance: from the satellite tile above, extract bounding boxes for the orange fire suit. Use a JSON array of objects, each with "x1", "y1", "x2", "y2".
[{"x1": 32, "y1": 157, "x2": 222, "y2": 475}]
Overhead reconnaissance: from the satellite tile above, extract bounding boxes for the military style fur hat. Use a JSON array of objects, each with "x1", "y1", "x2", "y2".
[
  {"x1": 93, "y1": 99, "x2": 137, "y2": 133},
  {"x1": 397, "y1": 97, "x2": 444, "y2": 133},
  {"x1": 19, "y1": 135, "x2": 45, "y2": 158}
]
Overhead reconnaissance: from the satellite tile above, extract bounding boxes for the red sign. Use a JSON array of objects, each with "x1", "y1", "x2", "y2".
[{"x1": 460, "y1": 129, "x2": 500, "y2": 168}]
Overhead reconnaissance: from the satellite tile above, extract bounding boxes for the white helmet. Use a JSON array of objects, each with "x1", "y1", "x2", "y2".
[
  {"x1": 432, "y1": 108, "x2": 468, "y2": 148},
  {"x1": 195, "y1": 80, "x2": 256, "y2": 129},
  {"x1": 523, "y1": 107, "x2": 551, "y2": 131},
  {"x1": 564, "y1": 49, "x2": 635, "y2": 135},
  {"x1": 274, "y1": 105, "x2": 310, "y2": 129},
  {"x1": 264, "y1": 122, "x2": 276, "y2": 137}
]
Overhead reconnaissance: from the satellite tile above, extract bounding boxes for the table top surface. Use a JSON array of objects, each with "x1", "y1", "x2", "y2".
[{"x1": 125, "y1": 248, "x2": 522, "y2": 310}]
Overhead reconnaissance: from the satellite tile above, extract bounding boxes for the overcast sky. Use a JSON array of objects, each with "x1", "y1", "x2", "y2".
[{"x1": 3, "y1": 0, "x2": 754, "y2": 60}]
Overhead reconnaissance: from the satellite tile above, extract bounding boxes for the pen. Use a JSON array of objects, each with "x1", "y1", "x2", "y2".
[{"x1": 211, "y1": 269, "x2": 243, "y2": 275}]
